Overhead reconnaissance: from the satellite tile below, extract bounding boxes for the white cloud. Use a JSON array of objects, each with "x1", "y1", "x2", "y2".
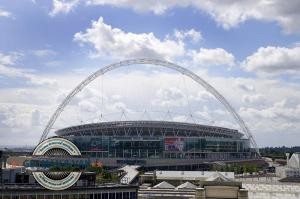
[
  {"x1": 86, "y1": 0, "x2": 179, "y2": 15},
  {"x1": 0, "y1": 52, "x2": 27, "y2": 77},
  {"x1": 79, "y1": 100, "x2": 97, "y2": 112},
  {"x1": 1, "y1": 67, "x2": 58, "y2": 87},
  {"x1": 0, "y1": 105, "x2": 30, "y2": 129},
  {"x1": 32, "y1": 49, "x2": 57, "y2": 57},
  {"x1": 0, "y1": 52, "x2": 19, "y2": 65},
  {"x1": 85, "y1": 0, "x2": 300, "y2": 33},
  {"x1": 190, "y1": 48, "x2": 235, "y2": 67},
  {"x1": 243, "y1": 46, "x2": 300, "y2": 75},
  {"x1": 173, "y1": 29, "x2": 202, "y2": 43},
  {"x1": 0, "y1": 64, "x2": 25, "y2": 77},
  {"x1": 2, "y1": 1, "x2": 300, "y2": 147},
  {"x1": 74, "y1": 17, "x2": 185, "y2": 60},
  {"x1": 195, "y1": 108, "x2": 212, "y2": 121},
  {"x1": 0, "y1": 8, "x2": 13, "y2": 18},
  {"x1": 111, "y1": 94, "x2": 123, "y2": 101},
  {"x1": 73, "y1": 17, "x2": 234, "y2": 68},
  {"x1": 240, "y1": 99, "x2": 300, "y2": 123},
  {"x1": 110, "y1": 102, "x2": 129, "y2": 112},
  {"x1": 235, "y1": 80, "x2": 255, "y2": 92},
  {"x1": 242, "y1": 94, "x2": 265, "y2": 106},
  {"x1": 28, "y1": 75, "x2": 58, "y2": 87},
  {"x1": 0, "y1": 52, "x2": 57, "y2": 87},
  {"x1": 49, "y1": 0, "x2": 79, "y2": 16},
  {"x1": 74, "y1": 17, "x2": 232, "y2": 69},
  {"x1": 1, "y1": 67, "x2": 300, "y2": 146},
  {"x1": 172, "y1": 115, "x2": 188, "y2": 122},
  {"x1": 152, "y1": 87, "x2": 187, "y2": 107},
  {"x1": 190, "y1": 91, "x2": 213, "y2": 102},
  {"x1": 31, "y1": 110, "x2": 41, "y2": 126}
]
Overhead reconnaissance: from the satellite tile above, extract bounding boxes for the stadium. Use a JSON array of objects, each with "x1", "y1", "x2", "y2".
[
  {"x1": 54, "y1": 120, "x2": 256, "y2": 169},
  {"x1": 39, "y1": 59, "x2": 261, "y2": 169}
]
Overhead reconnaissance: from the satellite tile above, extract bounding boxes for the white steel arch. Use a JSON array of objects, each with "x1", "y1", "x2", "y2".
[{"x1": 40, "y1": 58, "x2": 260, "y2": 155}]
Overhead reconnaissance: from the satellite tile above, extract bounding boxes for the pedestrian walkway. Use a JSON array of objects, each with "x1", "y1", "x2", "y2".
[{"x1": 119, "y1": 165, "x2": 140, "y2": 184}]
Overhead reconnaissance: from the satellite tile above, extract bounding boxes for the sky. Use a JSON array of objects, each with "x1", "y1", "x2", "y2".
[{"x1": 0, "y1": 0, "x2": 300, "y2": 147}]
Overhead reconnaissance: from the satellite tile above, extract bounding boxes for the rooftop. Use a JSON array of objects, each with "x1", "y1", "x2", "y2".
[
  {"x1": 154, "y1": 170, "x2": 235, "y2": 181},
  {"x1": 55, "y1": 120, "x2": 243, "y2": 139}
]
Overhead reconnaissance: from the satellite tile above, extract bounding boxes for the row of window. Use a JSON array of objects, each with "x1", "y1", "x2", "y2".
[
  {"x1": 68, "y1": 136, "x2": 249, "y2": 154},
  {"x1": 81, "y1": 150, "x2": 252, "y2": 160},
  {"x1": 1, "y1": 192, "x2": 137, "y2": 199}
]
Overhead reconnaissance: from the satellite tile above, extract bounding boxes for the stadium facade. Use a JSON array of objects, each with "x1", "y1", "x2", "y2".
[{"x1": 55, "y1": 120, "x2": 256, "y2": 169}]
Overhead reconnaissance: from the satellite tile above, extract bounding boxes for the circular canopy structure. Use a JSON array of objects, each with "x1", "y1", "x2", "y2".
[{"x1": 40, "y1": 58, "x2": 259, "y2": 155}]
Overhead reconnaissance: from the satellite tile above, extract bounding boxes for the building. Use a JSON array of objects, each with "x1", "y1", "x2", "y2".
[
  {"x1": 0, "y1": 167, "x2": 138, "y2": 199},
  {"x1": 243, "y1": 183, "x2": 300, "y2": 199},
  {"x1": 276, "y1": 152, "x2": 300, "y2": 180},
  {"x1": 138, "y1": 170, "x2": 248, "y2": 199},
  {"x1": 1, "y1": 184, "x2": 138, "y2": 199},
  {"x1": 139, "y1": 170, "x2": 235, "y2": 184},
  {"x1": 55, "y1": 120, "x2": 258, "y2": 169},
  {"x1": 139, "y1": 181, "x2": 248, "y2": 199}
]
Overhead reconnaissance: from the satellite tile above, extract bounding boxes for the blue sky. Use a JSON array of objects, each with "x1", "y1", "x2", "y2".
[{"x1": 0, "y1": 0, "x2": 300, "y2": 147}]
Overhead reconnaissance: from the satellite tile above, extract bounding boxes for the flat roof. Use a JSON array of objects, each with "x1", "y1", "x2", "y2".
[{"x1": 154, "y1": 170, "x2": 235, "y2": 181}]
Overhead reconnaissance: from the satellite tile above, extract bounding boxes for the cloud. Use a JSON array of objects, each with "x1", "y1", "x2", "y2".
[
  {"x1": 0, "y1": 104, "x2": 39, "y2": 129},
  {"x1": 173, "y1": 29, "x2": 202, "y2": 43},
  {"x1": 49, "y1": 0, "x2": 79, "y2": 16},
  {"x1": 31, "y1": 110, "x2": 41, "y2": 126},
  {"x1": 74, "y1": 17, "x2": 185, "y2": 60},
  {"x1": 152, "y1": 87, "x2": 187, "y2": 107},
  {"x1": 243, "y1": 46, "x2": 300, "y2": 75},
  {"x1": 32, "y1": 49, "x2": 57, "y2": 57},
  {"x1": 79, "y1": 100, "x2": 98, "y2": 112},
  {"x1": 240, "y1": 99, "x2": 300, "y2": 123},
  {"x1": 74, "y1": 17, "x2": 236, "y2": 68},
  {"x1": 1, "y1": 66, "x2": 300, "y2": 146},
  {"x1": 0, "y1": 102, "x2": 50, "y2": 146},
  {"x1": 242, "y1": 94, "x2": 265, "y2": 106},
  {"x1": 0, "y1": 64, "x2": 58, "y2": 87},
  {"x1": 235, "y1": 80, "x2": 255, "y2": 92},
  {"x1": 0, "y1": 52, "x2": 27, "y2": 77},
  {"x1": 0, "y1": 52, "x2": 57, "y2": 87},
  {"x1": 85, "y1": 0, "x2": 300, "y2": 34},
  {"x1": 190, "y1": 48, "x2": 235, "y2": 67},
  {"x1": 86, "y1": 0, "x2": 179, "y2": 15},
  {"x1": 192, "y1": 0, "x2": 300, "y2": 33},
  {"x1": 27, "y1": 75, "x2": 58, "y2": 87},
  {"x1": 190, "y1": 91, "x2": 214, "y2": 102},
  {"x1": 0, "y1": 52, "x2": 19, "y2": 65},
  {"x1": 0, "y1": 8, "x2": 13, "y2": 18}
]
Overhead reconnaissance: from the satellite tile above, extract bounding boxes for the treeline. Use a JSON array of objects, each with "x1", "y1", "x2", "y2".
[
  {"x1": 260, "y1": 146, "x2": 300, "y2": 159},
  {"x1": 88, "y1": 166, "x2": 119, "y2": 184}
]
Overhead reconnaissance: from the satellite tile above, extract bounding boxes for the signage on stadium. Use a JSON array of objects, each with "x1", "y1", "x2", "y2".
[{"x1": 30, "y1": 137, "x2": 101, "y2": 191}]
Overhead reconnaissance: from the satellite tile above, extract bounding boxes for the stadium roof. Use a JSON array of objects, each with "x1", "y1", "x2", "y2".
[{"x1": 55, "y1": 120, "x2": 243, "y2": 139}]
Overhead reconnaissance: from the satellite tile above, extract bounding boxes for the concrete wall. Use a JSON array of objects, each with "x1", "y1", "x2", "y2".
[{"x1": 243, "y1": 183, "x2": 300, "y2": 199}]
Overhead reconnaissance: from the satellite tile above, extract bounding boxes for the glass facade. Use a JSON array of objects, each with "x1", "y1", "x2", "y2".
[
  {"x1": 55, "y1": 121, "x2": 255, "y2": 165},
  {"x1": 66, "y1": 135, "x2": 251, "y2": 160}
]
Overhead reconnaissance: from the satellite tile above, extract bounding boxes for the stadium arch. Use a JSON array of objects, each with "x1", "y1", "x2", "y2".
[{"x1": 39, "y1": 58, "x2": 260, "y2": 155}]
